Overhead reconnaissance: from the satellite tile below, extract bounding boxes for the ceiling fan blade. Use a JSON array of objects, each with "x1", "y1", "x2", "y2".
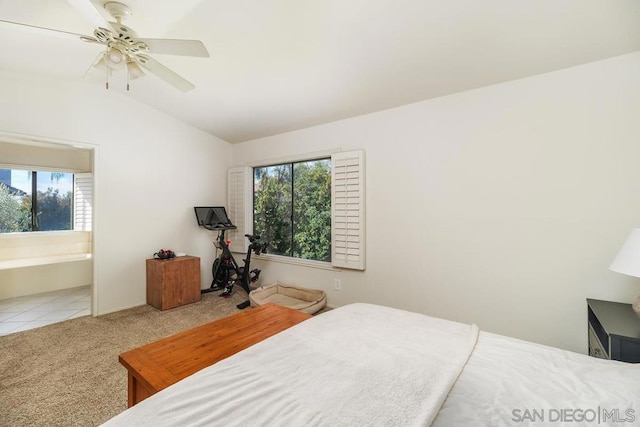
[
  {"x1": 67, "y1": 0, "x2": 111, "y2": 30},
  {"x1": 136, "y1": 54, "x2": 195, "y2": 92},
  {"x1": 0, "y1": 19, "x2": 98, "y2": 42},
  {"x1": 137, "y1": 38, "x2": 209, "y2": 58}
]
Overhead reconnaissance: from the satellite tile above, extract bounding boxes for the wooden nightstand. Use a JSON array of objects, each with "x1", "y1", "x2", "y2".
[
  {"x1": 587, "y1": 298, "x2": 640, "y2": 363},
  {"x1": 146, "y1": 256, "x2": 201, "y2": 310}
]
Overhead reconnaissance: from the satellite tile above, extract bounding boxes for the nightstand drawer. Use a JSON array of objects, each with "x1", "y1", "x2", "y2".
[{"x1": 612, "y1": 337, "x2": 640, "y2": 363}]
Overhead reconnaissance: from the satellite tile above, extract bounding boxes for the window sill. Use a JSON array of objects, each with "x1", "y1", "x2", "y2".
[
  {"x1": 254, "y1": 253, "x2": 340, "y2": 271},
  {"x1": 0, "y1": 253, "x2": 92, "y2": 271},
  {"x1": 0, "y1": 230, "x2": 88, "y2": 239},
  {"x1": 0, "y1": 231, "x2": 91, "y2": 269}
]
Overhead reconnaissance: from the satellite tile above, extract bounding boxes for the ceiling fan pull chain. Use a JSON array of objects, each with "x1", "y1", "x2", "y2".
[{"x1": 105, "y1": 64, "x2": 109, "y2": 90}]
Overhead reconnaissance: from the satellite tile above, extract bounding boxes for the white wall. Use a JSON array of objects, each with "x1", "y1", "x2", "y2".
[
  {"x1": 0, "y1": 71, "x2": 231, "y2": 315},
  {"x1": 233, "y1": 52, "x2": 640, "y2": 354},
  {"x1": 0, "y1": 140, "x2": 92, "y2": 171}
]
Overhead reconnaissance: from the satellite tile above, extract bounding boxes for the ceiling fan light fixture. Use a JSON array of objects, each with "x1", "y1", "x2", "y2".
[
  {"x1": 104, "y1": 47, "x2": 125, "y2": 69},
  {"x1": 126, "y1": 61, "x2": 145, "y2": 80}
]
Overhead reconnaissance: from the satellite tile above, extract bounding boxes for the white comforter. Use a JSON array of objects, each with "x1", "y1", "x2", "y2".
[
  {"x1": 104, "y1": 303, "x2": 640, "y2": 426},
  {"x1": 433, "y1": 331, "x2": 640, "y2": 426},
  {"x1": 103, "y1": 303, "x2": 479, "y2": 427}
]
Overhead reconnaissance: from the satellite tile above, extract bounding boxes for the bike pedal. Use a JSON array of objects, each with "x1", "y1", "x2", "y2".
[{"x1": 218, "y1": 290, "x2": 232, "y2": 298}]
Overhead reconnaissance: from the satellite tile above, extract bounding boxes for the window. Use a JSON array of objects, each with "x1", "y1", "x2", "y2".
[
  {"x1": 253, "y1": 159, "x2": 332, "y2": 262},
  {"x1": 228, "y1": 149, "x2": 366, "y2": 270},
  {"x1": 0, "y1": 168, "x2": 77, "y2": 233}
]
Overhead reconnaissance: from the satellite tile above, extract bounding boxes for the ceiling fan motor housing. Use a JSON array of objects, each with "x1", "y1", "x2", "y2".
[{"x1": 93, "y1": 22, "x2": 148, "y2": 68}]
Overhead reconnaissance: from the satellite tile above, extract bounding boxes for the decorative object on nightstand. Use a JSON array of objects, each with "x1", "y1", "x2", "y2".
[
  {"x1": 609, "y1": 228, "x2": 640, "y2": 317},
  {"x1": 587, "y1": 299, "x2": 640, "y2": 363},
  {"x1": 153, "y1": 248, "x2": 175, "y2": 260}
]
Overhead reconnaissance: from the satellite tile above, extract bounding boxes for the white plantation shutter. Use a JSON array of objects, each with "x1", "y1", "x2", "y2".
[
  {"x1": 227, "y1": 167, "x2": 253, "y2": 253},
  {"x1": 331, "y1": 150, "x2": 365, "y2": 270},
  {"x1": 73, "y1": 173, "x2": 92, "y2": 231}
]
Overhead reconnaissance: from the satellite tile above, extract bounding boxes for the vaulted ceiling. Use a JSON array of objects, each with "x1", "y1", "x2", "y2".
[{"x1": 2, "y1": 0, "x2": 640, "y2": 143}]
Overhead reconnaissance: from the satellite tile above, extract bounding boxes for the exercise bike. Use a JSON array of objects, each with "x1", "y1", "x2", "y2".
[{"x1": 195, "y1": 206, "x2": 268, "y2": 310}]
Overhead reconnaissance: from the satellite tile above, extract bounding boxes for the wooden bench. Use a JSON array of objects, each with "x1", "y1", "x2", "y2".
[{"x1": 118, "y1": 303, "x2": 312, "y2": 407}]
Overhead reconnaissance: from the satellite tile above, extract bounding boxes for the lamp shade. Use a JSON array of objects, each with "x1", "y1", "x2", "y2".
[
  {"x1": 127, "y1": 61, "x2": 145, "y2": 80},
  {"x1": 104, "y1": 48, "x2": 125, "y2": 70},
  {"x1": 609, "y1": 228, "x2": 640, "y2": 278}
]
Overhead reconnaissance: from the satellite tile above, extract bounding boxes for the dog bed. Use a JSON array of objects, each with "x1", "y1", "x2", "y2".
[{"x1": 249, "y1": 282, "x2": 327, "y2": 314}]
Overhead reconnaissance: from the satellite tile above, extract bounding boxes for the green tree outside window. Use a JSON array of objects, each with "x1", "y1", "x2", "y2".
[
  {"x1": 254, "y1": 159, "x2": 331, "y2": 262},
  {"x1": 0, "y1": 169, "x2": 73, "y2": 233}
]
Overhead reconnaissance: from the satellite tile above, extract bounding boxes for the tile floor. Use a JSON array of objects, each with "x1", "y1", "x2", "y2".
[{"x1": 0, "y1": 285, "x2": 91, "y2": 336}]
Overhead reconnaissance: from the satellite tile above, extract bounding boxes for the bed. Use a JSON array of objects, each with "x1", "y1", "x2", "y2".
[{"x1": 103, "y1": 303, "x2": 640, "y2": 426}]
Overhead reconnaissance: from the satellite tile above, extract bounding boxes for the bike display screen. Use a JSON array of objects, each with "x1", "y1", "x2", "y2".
[{"x1": 193, "y1": 206, "x2": 234, "y2": 228}]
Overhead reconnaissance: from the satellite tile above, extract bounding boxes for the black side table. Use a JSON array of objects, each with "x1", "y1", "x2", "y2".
[{"x1": 587, "y1": 298, "x2": 640, "y2": 363}]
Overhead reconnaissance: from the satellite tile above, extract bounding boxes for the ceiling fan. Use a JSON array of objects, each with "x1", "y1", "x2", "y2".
[{"x1": 0, "y1": 0, "x2": 209, "y2": 92}]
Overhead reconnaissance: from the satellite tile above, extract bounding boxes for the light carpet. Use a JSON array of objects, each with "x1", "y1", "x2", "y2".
[{"x1": 0, "y1": 290, "x2": 249, "y2": 427}]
